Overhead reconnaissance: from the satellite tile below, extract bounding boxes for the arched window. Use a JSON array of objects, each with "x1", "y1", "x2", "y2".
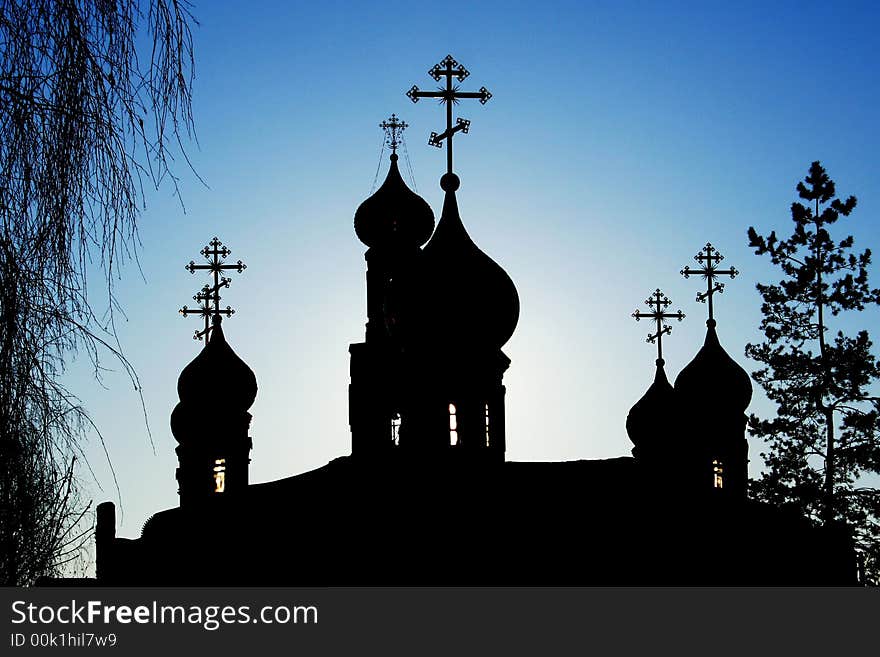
[
  {"x1": 449, "y1": 403, "x2": 458, "y2": 446},
  {"x1": 391, "y1": 413, "x2": 401, "y2": 446},
  {"x1": 712, "y1": 459, "x2": 723, "y2": 489},
  {"x1": 213, "y1": 458, "x2": 226, "y2": 493},
  {"x1": 485, "y1": 403, "x2": 490, "y2": 447}
]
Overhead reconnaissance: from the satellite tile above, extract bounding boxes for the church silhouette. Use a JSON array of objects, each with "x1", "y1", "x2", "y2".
[{"x1": 94, "y1": 57, "x2": 857, "y2": 585}]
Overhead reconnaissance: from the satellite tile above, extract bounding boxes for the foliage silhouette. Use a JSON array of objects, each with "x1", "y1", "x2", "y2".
[
  {"x1": 747, "y1": 161, "x2": 880, "y2": 584},
  {"x1": 0, "y1": 0, "x2": 197, "y2": 585}
]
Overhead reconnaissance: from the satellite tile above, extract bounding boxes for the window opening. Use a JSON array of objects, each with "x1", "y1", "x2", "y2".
[
  {"x1": 485, "y1": 403, "x2": 490, "y2": 447},
  {"x1": 391, "y1": 413, "x2": 401, "y2": 446},
  {"x1": 213, "y1": 458, "x2": 227, "y2": 493},
  {"x1": 449, "y1": 403, "x2": 458, "y2": 446},
  {"x1": 712, "y1": 459, "x2": 723, "y2": 489}
]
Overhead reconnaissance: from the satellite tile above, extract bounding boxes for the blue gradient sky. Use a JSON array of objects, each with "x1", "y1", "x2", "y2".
[{"x1": 69, "y1": 1, "x2": 880, "y2": 540}]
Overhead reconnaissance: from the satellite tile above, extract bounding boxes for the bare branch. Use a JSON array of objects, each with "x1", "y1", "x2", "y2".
[{"x1": 1, "y1": 0, "x2": 197, "y2": 585}]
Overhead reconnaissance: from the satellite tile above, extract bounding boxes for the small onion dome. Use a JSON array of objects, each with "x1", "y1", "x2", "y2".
[
  {"x1": 413, "y1": 173, "x2": 520, "y2": 350},
  {"x1": 674, "y1": 319, "x2": 752, "y2": 412},
  {"x1": 354, "y1": 154, "x2": 435, "y2": 249},
  {"x1": 626, "y1": 359, "x2": 677, "y2": 448},
  {"x1": 176, "y1": 316, "x2": 257, "y2": 414}
]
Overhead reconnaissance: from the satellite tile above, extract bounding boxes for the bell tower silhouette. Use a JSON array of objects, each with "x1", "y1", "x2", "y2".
[
  {"x1": 398, "y1": 55, "x2": 518, "y2": 461},
  {"x1": 349, "y1": 115, "x2": 435, "y2": 456},
  {"x1": 171, "y1": 238, "x2": 256, "y2": 505},
  {"x1": 627, "y1": 288, "x2": 685, "y2": 487},
  {"x1": 677, "y1": 244, "x2": 751, "y2": 499}
]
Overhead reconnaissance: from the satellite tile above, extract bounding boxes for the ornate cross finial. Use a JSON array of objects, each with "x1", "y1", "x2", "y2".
[
  {"x1": 180, "y1": 237, "x2": 246, "y2": 342},
  {"x1": 380, "y1": 114, "x2": 408, "y2": 155},
  {"x1": 180, "y1": 284, "x2": 234, "y2": 341},
  {"x1": 680, "y1": 243, "x2": 738, "y2": 324},
  {"x1": 406, "y1": 54, "x2": 492, "y2": 175},
  {"x1": 632, "y1": 289, "x2": 685, "y2": 363}
]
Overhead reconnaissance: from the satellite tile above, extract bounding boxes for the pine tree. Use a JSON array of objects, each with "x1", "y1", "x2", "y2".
[{"x1": 747, "y1": 161, "x2": 880, "y2": 583}]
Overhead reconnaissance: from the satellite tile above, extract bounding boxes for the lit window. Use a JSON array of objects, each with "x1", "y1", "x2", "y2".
[
  {"x1": 712, "y1": 459, "x2": 723, "y2": 489},
  {"x1": 391, "y1": 413, "x2": 401, "y2": 446},
  {"x1": 485, "y1": 403, "x2": 490, "y2": 447},
  {"x1": 213, "y1": 458, "x2": 226, "y2": 493},
  {"x1": 449, "y1": 403, "x2": 458, "y2": 446}
]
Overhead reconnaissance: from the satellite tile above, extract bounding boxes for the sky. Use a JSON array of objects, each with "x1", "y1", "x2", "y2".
[{"x1": 67, "y1": 0, "x2": 880, "y2": 544}]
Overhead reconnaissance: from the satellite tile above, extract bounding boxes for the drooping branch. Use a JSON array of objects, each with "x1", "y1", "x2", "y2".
[{"x1": 0, "y1": 0, "x2": 198, "y2": 585}]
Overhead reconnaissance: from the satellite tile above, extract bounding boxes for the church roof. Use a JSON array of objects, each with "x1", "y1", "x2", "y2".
[{"x1": 102, "y1": 455, "x2": 856, "y2": 586}]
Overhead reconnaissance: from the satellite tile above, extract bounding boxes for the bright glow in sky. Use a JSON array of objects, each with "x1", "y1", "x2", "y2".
[{"x1": 69, "y1": 0, "x2": 880, "y2": 541}]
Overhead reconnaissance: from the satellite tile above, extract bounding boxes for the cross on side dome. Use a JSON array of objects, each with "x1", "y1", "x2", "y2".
[
  {"x1": 632, "y1": 288, "x2": 685, "y2": 364},
  {"x1": 179, "y1": 237, "x2": 247, "y2": 342},
  {"x1": 380, "y1": 114, "x2": 408, "y2": 155}
]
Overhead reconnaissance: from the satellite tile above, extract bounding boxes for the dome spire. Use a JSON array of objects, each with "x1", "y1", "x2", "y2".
[
  {"x1": 404, "y1": 56, "x2": 517, "y2": 351},
  {"x1": 174, "y1": 236, "x2": 256, "y2": 414},
  {"x1": 677, "y1": 242, "x2": 749, "y2": 409},
  {"x1": 631, "y1": 288, "x2": 685, "y2": 365},
  {"x1": 627, "y1": 289, "x2": 684, "y2": 452},
  {"x1": 354, "y1": 115, "x2": 434, "y2": 250}
]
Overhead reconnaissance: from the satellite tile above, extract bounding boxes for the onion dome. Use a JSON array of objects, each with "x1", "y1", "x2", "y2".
[
  {"x1": 354, "y1": 154, "x2": 435, "y2": 249},
  {"x1": 626, "y1": 359, "x2": 677, "y2": 449},
  {"x1": 413, "y1": 173, "x2": 520, "y2": 350},
  {"x1": 674, "y1": 319, "x2": 752, "y2": 412},
  {"x1": 172, "y1": 317, "x2": 257, "y2": 443}
]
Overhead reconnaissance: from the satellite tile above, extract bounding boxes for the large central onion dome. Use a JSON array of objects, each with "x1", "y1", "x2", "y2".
[
  {"x1": 354, "y1": 153, "x2": 435, "y2": 250},
  {"x1": 411, "y1": 173, "x2": 519, "y2": 350},
  {"x1": 674, "y1": 319, "x2": 752, "y2": 412}
]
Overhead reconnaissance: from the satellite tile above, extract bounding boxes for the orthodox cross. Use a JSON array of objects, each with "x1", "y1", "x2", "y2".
[
  {"x1": 380, "y1": 114, "x2": 408, "y2": 155},
  {"x1": 406, "y1": 54, "x2": 492, "y2": 175},
  {"x1": 632, "y1": 289, "x2": 685, "y2": 363},
  {"x1": 680, "y1": 243, "x2": 738, "y2": 323},
  {"x1": 180, "y1": 284, "x2": 231, "y2": 341},
  {"x1": 179, "y1": 238, "x2": 246, "y2": 341}
]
